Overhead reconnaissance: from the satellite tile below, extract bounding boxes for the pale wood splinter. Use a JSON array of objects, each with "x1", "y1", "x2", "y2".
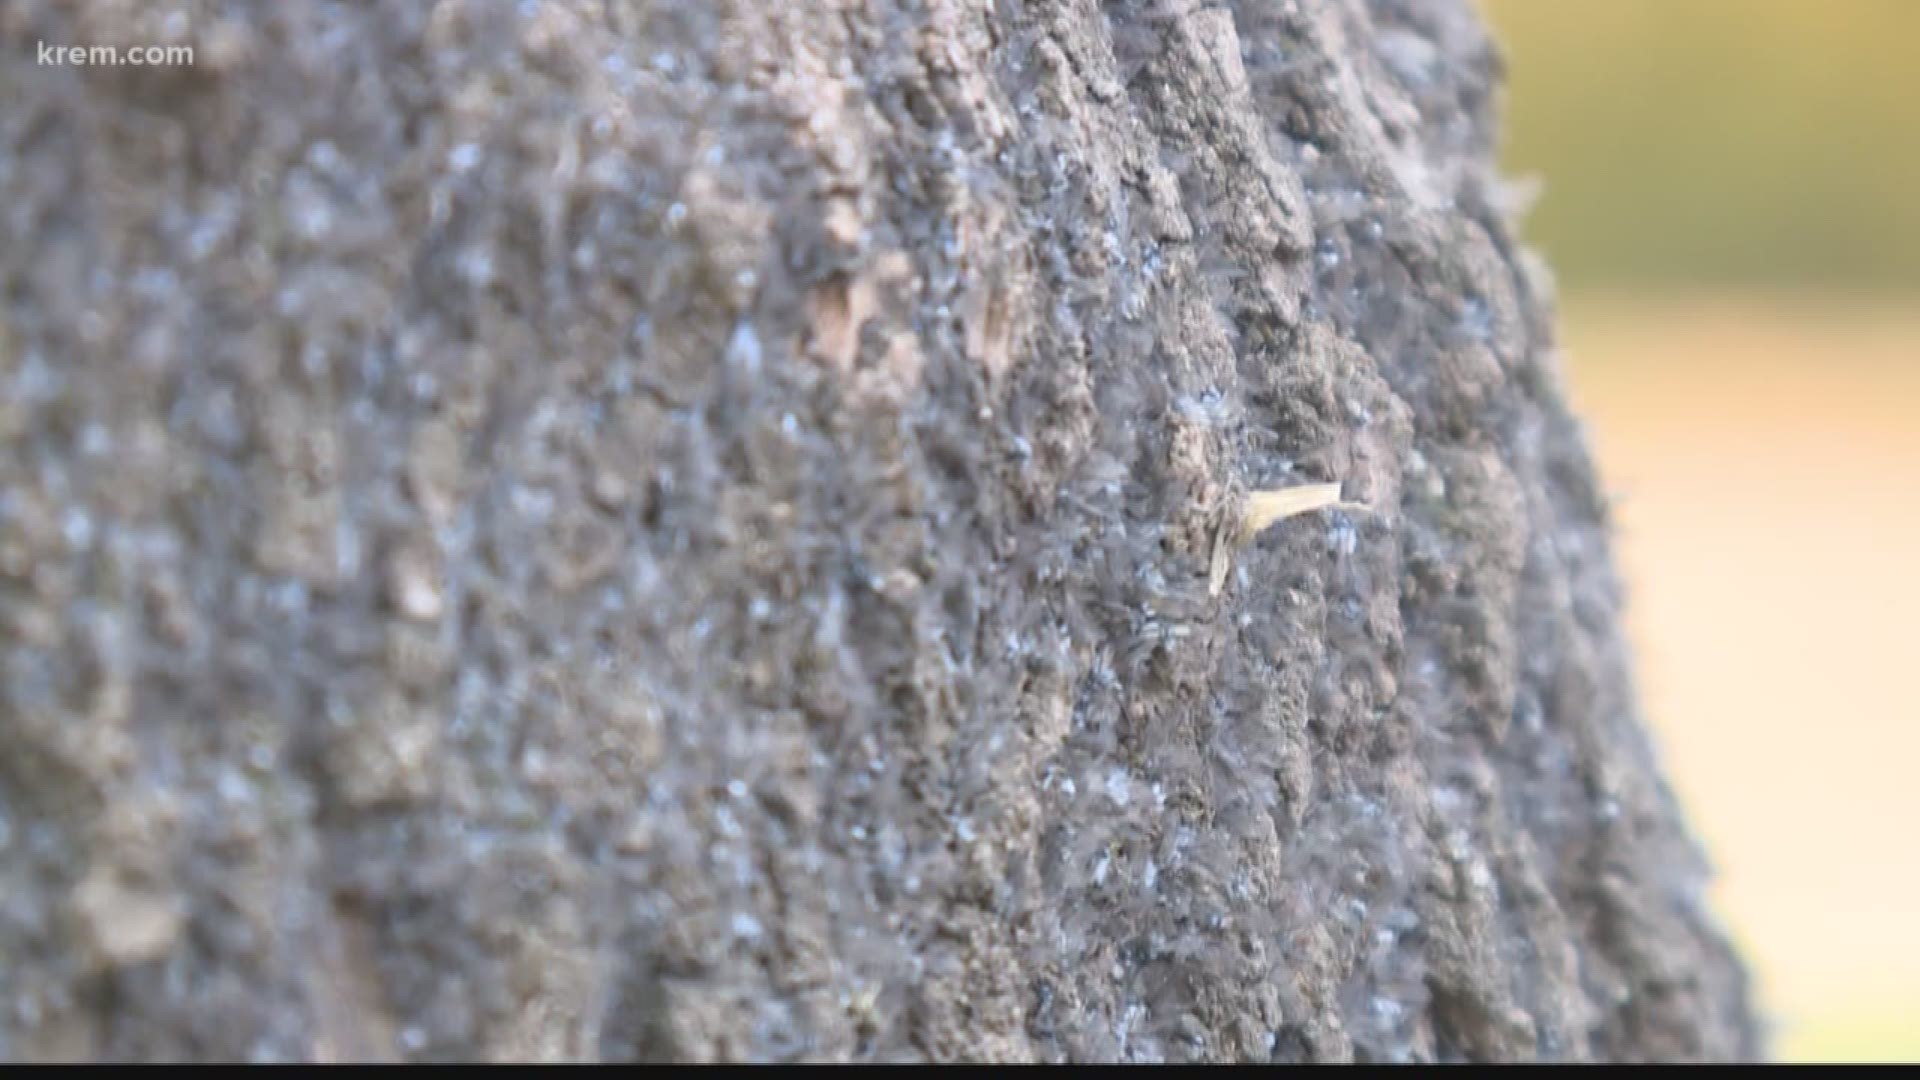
[{"x1": 1209, "y1": 482, "x2": 1368, "y2": 597}]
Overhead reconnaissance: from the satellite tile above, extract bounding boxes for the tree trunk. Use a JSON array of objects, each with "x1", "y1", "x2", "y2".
[{"x1": 0, "y1": 0, "x2": 1760, "y2": 1062}]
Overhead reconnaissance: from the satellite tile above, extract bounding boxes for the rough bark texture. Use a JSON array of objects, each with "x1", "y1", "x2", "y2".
[{"x1": 0, "y1": 0, "x2": 1760, "y2": 1063}]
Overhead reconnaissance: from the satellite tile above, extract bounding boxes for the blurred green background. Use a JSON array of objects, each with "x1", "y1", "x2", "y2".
[
  {"x1": 1481, "y1": 0, "x2": 1920, "y2": 1063},
  {"x1": 1487, "y1": 0, "x2": 1920, "y2": 295}
]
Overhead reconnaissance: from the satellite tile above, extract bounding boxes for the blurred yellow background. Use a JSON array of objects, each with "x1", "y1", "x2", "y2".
[{"x1": 1482, "y1": 0, "x2": 1920, "y2": 1062}]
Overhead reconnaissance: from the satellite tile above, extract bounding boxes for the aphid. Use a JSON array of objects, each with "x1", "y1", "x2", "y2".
[
  {"x1": 1208, "y1": 482, "x2": 1368, "y2": 596},
  {"x1": 1123, "y1": 614, "x2": 1192, "y2": 671}
]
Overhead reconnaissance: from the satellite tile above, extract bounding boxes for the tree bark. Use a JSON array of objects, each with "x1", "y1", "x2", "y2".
[{"x1": 0, "y1": 0, "x2": 1760, "y2": 1062}]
